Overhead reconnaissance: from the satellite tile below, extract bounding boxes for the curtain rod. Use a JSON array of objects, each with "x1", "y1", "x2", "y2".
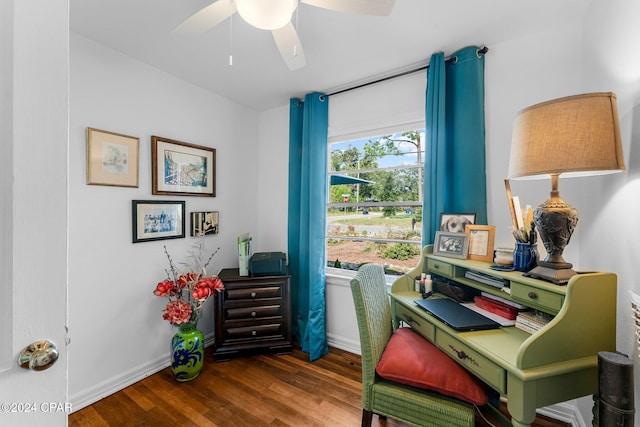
[{"x1": 327, "y1": 46, "x2": 489, "y2": 97}]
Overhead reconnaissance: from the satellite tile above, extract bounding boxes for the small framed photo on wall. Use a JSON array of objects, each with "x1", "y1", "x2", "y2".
[
  {"x1": 132, "y1": 200, "x2": 185, "y2": 243},
  {"x1": 191, "y1": 211, "x2": 219, "y2": 236}
]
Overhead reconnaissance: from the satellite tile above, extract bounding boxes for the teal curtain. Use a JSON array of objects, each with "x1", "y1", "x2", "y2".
[
  {"x1": 287, "y1": 92, "x2": 329, "y2": 361},
  {"x1": 422, "y1": 46, "x2": 487, "y2": 246}
]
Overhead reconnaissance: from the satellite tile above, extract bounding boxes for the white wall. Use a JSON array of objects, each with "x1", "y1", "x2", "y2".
[
  {"x1": 69, "y1": 33, "x2": 260, "y2": 409},
  {"x1": 580, "y1": 0, "x2": 640, "y2": 424}
]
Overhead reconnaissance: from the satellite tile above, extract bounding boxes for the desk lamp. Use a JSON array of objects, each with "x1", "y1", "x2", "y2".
[{"x1": 508, "y1": 92, "x2": 624, "y2": 284}]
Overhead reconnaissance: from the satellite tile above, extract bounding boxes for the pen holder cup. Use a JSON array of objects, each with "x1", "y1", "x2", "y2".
[
  {"x1": 513, "y1": 242, "x2": 537, "y2": 272},
  {"x1": 239, "y1": 254, "x2": 250, "y2": 276}
]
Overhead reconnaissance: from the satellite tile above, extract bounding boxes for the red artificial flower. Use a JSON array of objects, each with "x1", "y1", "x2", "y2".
[
  {"x1": 192, "y1": 286, "x2": 211, "y2": 302},
  {"x1": 178, "y1": 272, "x2": 200, "y2": 289},
  {"x1": 199, "y1": 277, "x2": 224, "y2": 293},
  {"x1": 154, "y1": 280, "x2": 177, "y2": 297},
  {"x1": 162, "y1": 299, "x2": 193, "y2": 325}
]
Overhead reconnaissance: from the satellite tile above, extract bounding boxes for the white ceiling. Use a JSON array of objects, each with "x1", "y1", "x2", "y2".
[{"x1": 70, "y1": 0, "x2": 589, "y2": 112}]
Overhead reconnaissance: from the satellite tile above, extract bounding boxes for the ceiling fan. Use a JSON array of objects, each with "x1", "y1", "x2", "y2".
[{"x1": 174, "y1": 0, "x2": 396, "y2": 70}]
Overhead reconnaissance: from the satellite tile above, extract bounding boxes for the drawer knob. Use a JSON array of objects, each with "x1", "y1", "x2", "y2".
[
  {"x1": 250, "y1": 292, "x2": 257, "y2": 298},
  {"x1": 251, "y1": 330, "x2": 257, "y2": 336},
  {"x1": 434, "y1": 263, "x2": 440, "y2": 269},
  {"x1": 528, "y1": 291, "x2": 538, "y2": 300},
  {"x1": 251, "y1": 311, "x2": 257, "y2": 317}
]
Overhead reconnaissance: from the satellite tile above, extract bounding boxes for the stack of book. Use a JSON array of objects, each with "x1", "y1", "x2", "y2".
[
  {"x1": 473, "y1": 293, "x2": 527, "y2": 320},
  {"x1": 515, "y1": 311, "x2": 554, "y2": 334}
]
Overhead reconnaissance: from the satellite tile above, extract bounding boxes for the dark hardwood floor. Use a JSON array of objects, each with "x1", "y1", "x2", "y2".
[{"x1": 69, "y1": 345, "x2": 569, "y2": 426}]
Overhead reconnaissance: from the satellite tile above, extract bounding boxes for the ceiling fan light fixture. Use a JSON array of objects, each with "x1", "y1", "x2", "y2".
[{"x1": 235, "y1": 0, "x2": 298, "y2": 30}]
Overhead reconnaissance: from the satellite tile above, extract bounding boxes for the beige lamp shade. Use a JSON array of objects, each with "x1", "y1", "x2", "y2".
[{"x1": 508, "y1": 92, "x2": 625, "y2": 179}]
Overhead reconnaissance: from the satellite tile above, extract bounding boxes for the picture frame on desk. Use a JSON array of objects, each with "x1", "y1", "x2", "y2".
[
  {"x1": 433, "y1": 231, "x2": 469, "y2": 260},
  {"x1": 439, "y1": 212, "x2": 476, "y2": 233},
  {"x1": 465, "y1": 224, "x2": 496, "y2": 262},
  {"x1": 151, "y1": 135, "x2": 216, "y2": 197}
]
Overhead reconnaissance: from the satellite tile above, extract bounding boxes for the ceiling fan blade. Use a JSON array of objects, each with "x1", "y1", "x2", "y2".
[
  {"x1": 272, "y1": 23, "x2": 306, "y2": 71},
  {"x1": 173, "y1": 0, "x2": 237, "y2": 35},
  {"x1": 300, "y1": 0, "x2": 395, "y2": 16}
]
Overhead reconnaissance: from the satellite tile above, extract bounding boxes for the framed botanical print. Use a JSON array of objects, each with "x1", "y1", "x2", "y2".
[{"x1": 151, "y1": 135, "x2": 216, "y2": 197}]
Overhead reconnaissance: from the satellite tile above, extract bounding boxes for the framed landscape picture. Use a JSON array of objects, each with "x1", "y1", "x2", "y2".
[
  {"x1": 132, "y1": 200, "x2": 185, "y2": 243},
  {"x1": 151, "y1": 135, "x2": 216, "y2": 197},
  {"x1": 86, "y1": 127, "x2": 139, "y2": 187}
]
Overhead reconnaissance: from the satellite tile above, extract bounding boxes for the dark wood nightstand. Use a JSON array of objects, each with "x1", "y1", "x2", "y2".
[{"x1": 213, "y1": 268, "x2": 292, "y2": 361}]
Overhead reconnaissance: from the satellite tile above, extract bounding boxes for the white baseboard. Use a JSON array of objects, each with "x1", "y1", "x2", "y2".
[
  {"x1": 538, "y1": 401, "x2": 587, "y2": 426},
  {"x1": 327, "y1": 333, "x2": 361, "y2": 355},
  {"x1": 69, "y1": 333, "x2": 216, "y2": 412}
]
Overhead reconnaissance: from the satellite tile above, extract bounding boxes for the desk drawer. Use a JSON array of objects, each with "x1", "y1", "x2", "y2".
[
  {"x1": 436, "y1": 331, "x2": 506, "y2": 394},
  {"x1": 427, "y1": 259, "x2": 453, "y2": 278},
  {"x1": 511, "y1": 282, "x2": 563, "y2": 314},
  {"x1": 396, "y1": 303, "x2": 435, "y2": 342}
]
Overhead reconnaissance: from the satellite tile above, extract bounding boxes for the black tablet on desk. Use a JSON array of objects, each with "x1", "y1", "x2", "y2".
[{"x1": 414, "y1": 298, "x2": 501, "y2": 331}]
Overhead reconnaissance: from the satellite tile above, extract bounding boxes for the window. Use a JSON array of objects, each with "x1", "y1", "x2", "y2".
[{"x1": 327, "y1": 129, "x2": 425, "y2": 275}]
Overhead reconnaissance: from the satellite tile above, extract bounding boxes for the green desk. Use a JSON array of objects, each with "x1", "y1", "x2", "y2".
[{"x1": 390, "y1": 246, "x2": 616, "y2": 427}]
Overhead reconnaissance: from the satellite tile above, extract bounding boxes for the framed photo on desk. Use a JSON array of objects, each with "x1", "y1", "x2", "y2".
[
  {"x1": 433, "y1": 231, "x2": 469, "y2": 259},
  {"x1": 465, "y1": 224, "x2": 496, "y2": 262}
]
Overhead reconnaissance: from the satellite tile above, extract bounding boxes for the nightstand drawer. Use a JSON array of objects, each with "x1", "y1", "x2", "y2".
[
  {"x1": 225, "y1": 304, "x2": 282, "y2": 321},
  {"x1": 396, "y1": 303, "x2": 436, "y2": 341},
  {"x1": 427, "y1": 259, "x2": 453, "y2": 278},
  {"x1": 225, "y1": 286, "x2": 282, "y2": 301},
  {"x1": 224, "y1": 323, "x2": 284, "y2": 341},
  {"x1": 511, "y1": 282, "x2": 563, "y2": 314},
  {"x1": 436, "y1": 331, "x2": 506, "y2": 394}
]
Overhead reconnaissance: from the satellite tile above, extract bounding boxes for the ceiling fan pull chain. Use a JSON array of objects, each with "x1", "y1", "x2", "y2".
[{"x1": 229, "y1": 13, "x2": 233, "y2": 66}]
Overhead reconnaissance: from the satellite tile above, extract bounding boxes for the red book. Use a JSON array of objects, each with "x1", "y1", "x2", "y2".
[{"x1": 473, "y1": 296, "x2": 519, "y2": 320}]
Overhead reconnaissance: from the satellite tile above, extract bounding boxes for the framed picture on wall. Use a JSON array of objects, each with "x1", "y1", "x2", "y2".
[
  {"x1": 86, "y1": 127, "x2": 139, "y2": 187},
  {"x1": 464, "y1": 224, "x2": 496, "y2": 262},
  {"x1": 151, "y1": 136, "x2": 216, "y2": 197},
  {"x1": 190, "y1": 211, "x2": 219, "y2": 236},
  {"x1": 132, "y1": 200, "x2": 185, "y2": 243}
]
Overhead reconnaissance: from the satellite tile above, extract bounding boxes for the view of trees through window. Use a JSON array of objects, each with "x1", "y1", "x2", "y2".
[{"x1": 327, "y1": 129, "x2": 425, "y2": 275}]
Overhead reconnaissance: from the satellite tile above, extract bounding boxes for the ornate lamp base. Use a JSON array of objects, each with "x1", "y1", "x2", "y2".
[
  {"x1": 529, "y1": 176, "x2": 579, "y2": 285},
  {"x1": 525, "y1": 263, "x2": 576, "y2": 285}
]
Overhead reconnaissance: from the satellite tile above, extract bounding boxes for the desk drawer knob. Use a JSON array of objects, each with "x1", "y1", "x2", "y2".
[
  {"x1": 528, "y1": 291, "x2": 538, "y2": 300},
  {"x1": 433, "y1": 263, "x2": 440, "y2": 269},
  {"x1": 251, "y1": 330, "x2": 257, "y2": 336},
  {"x1": 250, "y1": 292, "x2": 257, "y2": 298},
  {"x1": 251, "y1": 311, "x2": 257, "y2": 317}
]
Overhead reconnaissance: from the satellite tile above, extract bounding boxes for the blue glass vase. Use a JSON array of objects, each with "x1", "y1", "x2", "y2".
[
  {"x1": 170, "y1": 322, "x2": 205, "y2": 382},
  {"x1": 513, "y1": 242, "x2": 537, "y2": 272}
]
